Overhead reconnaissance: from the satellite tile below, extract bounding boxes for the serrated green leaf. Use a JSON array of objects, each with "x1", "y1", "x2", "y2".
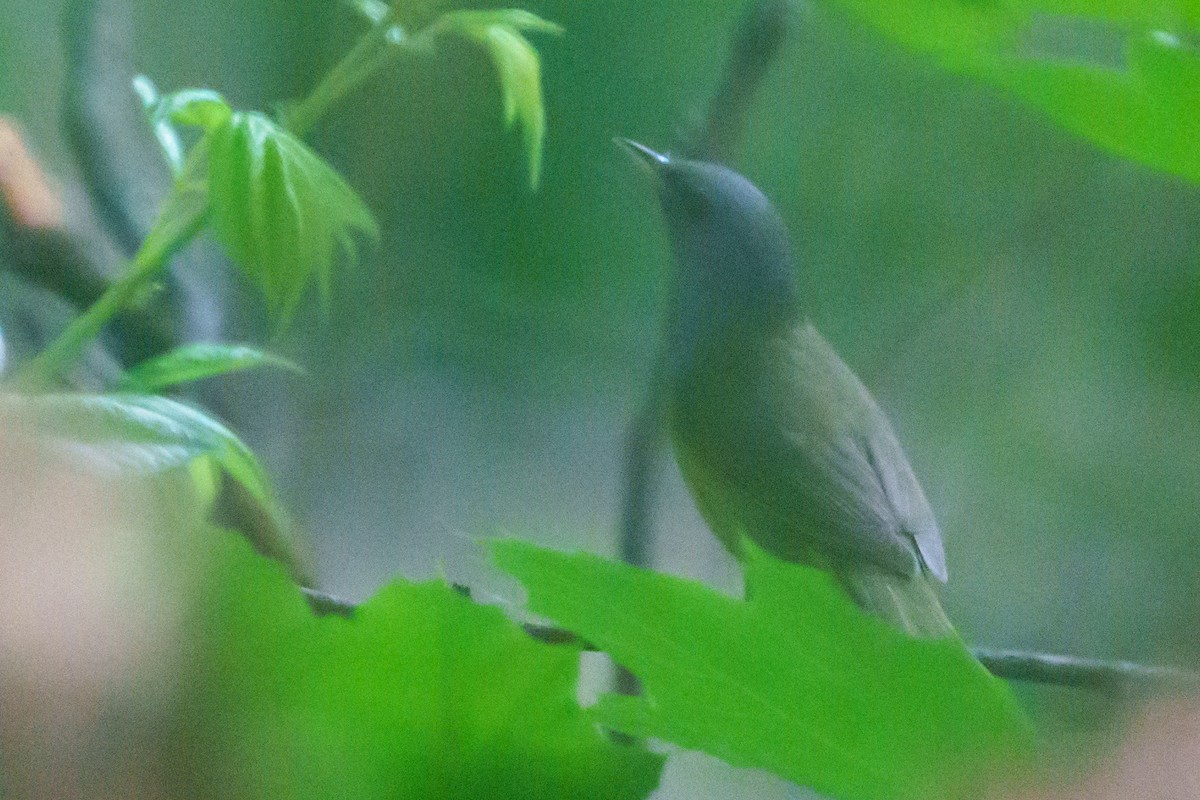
[
  {"x1": 493, "y1": 540, "x2": 1036, "y2": 800},
  {"x1": 164, "y1": 530, "x2": 663, "y2": 800},
  {"x1": 119, "y1": 343, "x2": 303, "y2": 393},
  {"x1": 206, "y1": 111, "x2": 379, "y2": 325},
  {"x1": 814, "y1": 0, "x2": 1200, "y2": 182},
  {"x1": 431, "y1": 10, "x2": 562, "y2": 188}
]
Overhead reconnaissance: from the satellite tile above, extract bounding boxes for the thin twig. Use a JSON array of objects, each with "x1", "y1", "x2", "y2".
[
  {"x1": 284, "y1": 7, "x2": 406, "y2": 137},
  {"x1": 678, "y1": 0, "x2": 797, "y2": 163},
  {"x1": 972, "y1": 648, "x2": 1200, "y2": 694},
  {"x1": 13, "y1": 184, "x2": 209, "y2": 389},
  {"x1": 61, "y1": 0, "x2": 143, "y2": 256},
  {"x1": 56, "y1": 0, "x2": 184, "y2": 367},
  {"x1": 301, "y1": 587, "x2": 1200, "y2": 695}
]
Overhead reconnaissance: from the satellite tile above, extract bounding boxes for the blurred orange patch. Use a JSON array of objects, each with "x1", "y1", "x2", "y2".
[{"x1": 0, "y1": 117, "x2": 63, "y2": 230}]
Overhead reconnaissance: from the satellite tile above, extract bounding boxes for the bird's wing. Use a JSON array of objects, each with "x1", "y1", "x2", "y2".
[
  {"x1": 861, "y1": 421, "x2": 947, "y2": 582},
  {"x1": 674, "y1": 322, "x2": 942, "y2": 579}
]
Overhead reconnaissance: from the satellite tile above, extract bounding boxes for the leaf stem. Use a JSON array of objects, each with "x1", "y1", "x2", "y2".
[
  {"x1": 285, "y1": 10, "x2": 407, "y2": 137},
  {"x1": 14, "y1": 185, "x2": 209, "y2": 389}
]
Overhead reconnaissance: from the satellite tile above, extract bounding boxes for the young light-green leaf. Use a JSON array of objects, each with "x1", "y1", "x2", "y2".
[
  {"x1": 206, "y1": 111, "x2": 379, "y2": 324},
  {"x1": 134, "y1": 79, "x2": 233, "y2": 173},
  {"x1": 492, "y1": 540, "x2": 1036, "y2": 800},
  {"x1": 119, "y1": 343, "x2": 303, "y2": 393},
  {"x1": 0, "y1": 391, "x2": 302, "y2": 577},
  {"x1": 0, "y1": 392, "x2": 277, "y2": 515},
  {"x1": 430, "y1": 10, "x2": 562, "y2": 188},
  {"x1": 164, "y1": 531, "x2": 664, "y2": 800}
]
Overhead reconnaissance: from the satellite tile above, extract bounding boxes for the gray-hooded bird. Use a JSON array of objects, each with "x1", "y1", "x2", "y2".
[{"x1": 619, "y1": 138, "x2": 951, "y2": 637}]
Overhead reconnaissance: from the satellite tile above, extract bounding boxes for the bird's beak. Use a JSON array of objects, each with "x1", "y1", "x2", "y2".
[{"x1": 613, "y1": 137, "x2": 669, "y2": 178}]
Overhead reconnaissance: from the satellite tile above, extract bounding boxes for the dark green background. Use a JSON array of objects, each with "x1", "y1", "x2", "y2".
[{"x1": 4, "y1": 1, "x2": 1198, "y2": 794}]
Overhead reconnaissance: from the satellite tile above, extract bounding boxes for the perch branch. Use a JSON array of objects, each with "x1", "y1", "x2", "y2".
[
  {"x1": 971, "y1": 648, "x2": 1200, "y2": 694},
  {"x1": 679, "y1": 0, "x2": 796, "y2": 163},
  {"x1": 301, "y1": 587, "x2": 1200, "y2": 695}
]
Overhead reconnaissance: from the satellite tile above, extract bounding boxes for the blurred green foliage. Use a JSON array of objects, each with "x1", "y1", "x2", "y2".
[
  {"x1": 207, "y1": 108, "x2": 380, "y2": 323},
  {"x1": 0, "y1": 393, "x2": 271, "y2": 502},
  {"x1": 425, "y1": 10, "x2": 563, "y2": 187},
  {"x1": 820, "y1": 0, "x2": 1200, "y2": 183}
]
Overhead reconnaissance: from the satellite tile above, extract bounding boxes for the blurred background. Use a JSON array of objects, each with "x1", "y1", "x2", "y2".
[{"x1": 3, "y1": 0, "x2": 1200, "y2": 796}]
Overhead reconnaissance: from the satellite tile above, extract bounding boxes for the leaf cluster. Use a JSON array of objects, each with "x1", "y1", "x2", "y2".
[{"x1": 425, "y1": 10, "x2": 564, "y2": 187}]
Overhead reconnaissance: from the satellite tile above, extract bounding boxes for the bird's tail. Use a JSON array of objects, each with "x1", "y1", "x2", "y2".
[{"x1": 839, "y1": 569, "x2": 954, "y2": 638}]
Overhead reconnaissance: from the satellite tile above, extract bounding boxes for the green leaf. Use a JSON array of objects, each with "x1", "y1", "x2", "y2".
[
  {"x1": 0, "y1": 392, "x2": 273, "y2": 513},
  {"x1": 493, "y1": 540, "x2": 1036, "y2": 800},
  {"x1": 0, "y1": 391, "x2": 304, "y2": 577},
  {"x1": 431, "y1": 10, "x2": 562, "y2": 188},
  {"x1": 134, "y1": 79, "x2": 232, "y2": 173},
  {"x1": 162, "y1": 88, "x2": 233, "y2": 130},
  {"x1": 813, "y1": 0, "x2": 1200, "y2": 182},
  {"x1": 206, "y1": 111, "x2": 379, "y2": 324},
  {"x1": 165, "y1": 530, "x2": 664, "y2": 800},
  {"x1": 119, "y1": 343, "x2": 303, "y2": 392}
]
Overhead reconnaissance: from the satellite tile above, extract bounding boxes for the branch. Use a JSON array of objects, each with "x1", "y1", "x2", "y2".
[
  {"x1": 972, "y1": 648, "x2": 1200, "y2": 694},
  {"x1": 678, "y1": 0, "x2": 797, "y2": 163},
  {"x1": 61, "y1": 0, "x2": 144, "y2": 256},
  {"x1": 0, "y1": 119, "x2": 179, "y2": 371},
  {"x1": 283, "y1": 6, "x2": 406, "y2": 138},
  {"x1": 301, "y1": 588, "x2": 1199, "y2": 695}
]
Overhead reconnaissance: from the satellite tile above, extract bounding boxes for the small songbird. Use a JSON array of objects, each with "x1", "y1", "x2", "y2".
[{"x1": 618, "y1": 138, "x2": 951, "y2": 637}]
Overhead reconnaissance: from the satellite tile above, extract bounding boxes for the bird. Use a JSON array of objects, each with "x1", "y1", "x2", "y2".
[{"x1": 617, "y1": 138, "x2": 951, "y2": 637}]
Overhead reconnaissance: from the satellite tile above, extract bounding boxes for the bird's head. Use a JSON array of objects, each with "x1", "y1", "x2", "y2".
[{"x1": 617, "y1": 139, "x2": 800, "y2": 370}]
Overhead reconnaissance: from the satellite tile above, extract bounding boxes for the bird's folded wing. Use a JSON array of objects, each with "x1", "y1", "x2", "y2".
[{"x1": 723, "y1": 323, "x2": 937, "y2": 578}]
